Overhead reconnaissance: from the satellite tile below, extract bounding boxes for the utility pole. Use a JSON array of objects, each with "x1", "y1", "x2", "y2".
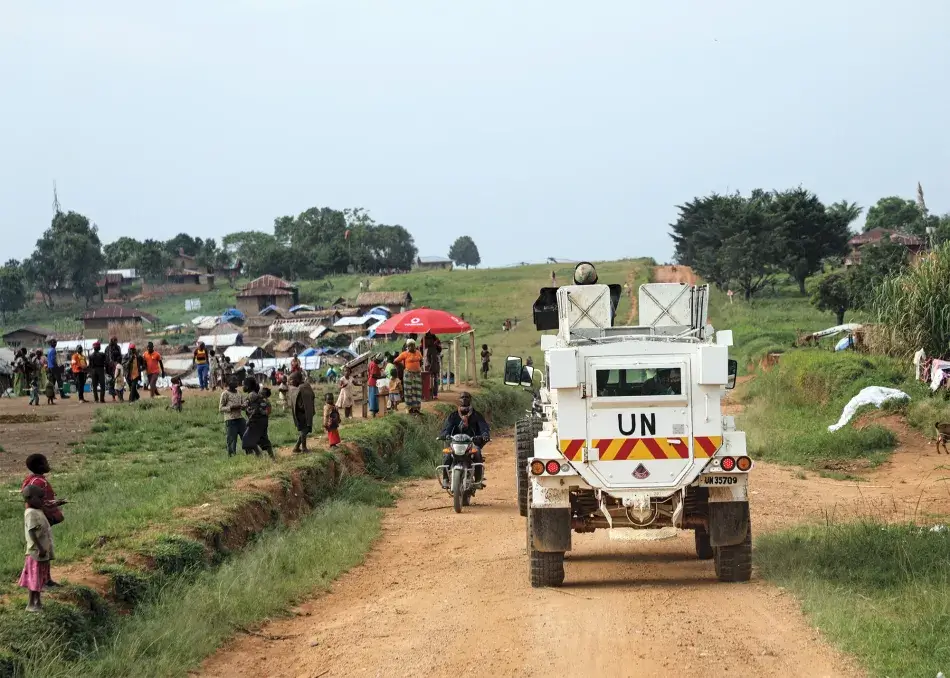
[{"x1": 52, "y1": 181, "x2": 61, "y2": 216}]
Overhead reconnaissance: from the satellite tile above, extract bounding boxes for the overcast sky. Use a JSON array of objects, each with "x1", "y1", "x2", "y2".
[{"x1": 2, "y1": 1, "x2": 948, "y2": 268}]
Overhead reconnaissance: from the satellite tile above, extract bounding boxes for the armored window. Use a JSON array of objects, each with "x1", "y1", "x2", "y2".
[{"x1": 594, "y1": 367, "x2": 682, "y2": 398}]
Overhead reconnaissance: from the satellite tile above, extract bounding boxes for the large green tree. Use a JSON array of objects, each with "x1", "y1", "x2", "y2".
[
  {"x1": 864, "y1": 196, "x2": 924, "y2": 233},
  {"x1": 24, "y1": 210, "x2": 105, "y2": 308},
  {"x1": 849, "y1": 238, "x2": 910, "y2": 310},
  {"x1": 103, "y1": 236, "x2": 144, "y2": 269},
  {"x1": 448, "y1": 236, "x2": 481, "y2": 269},
  {"x1": 135, "y1": 239, "x2": 173, "y2": 283},
  {"x1": 0, "y1": 259, "x2": 27, "y2": 323},
  {"x1": 769, "y1": 188, "x2": 850, "y2": 294},
  {"x1": 672, "y1": 188, "x2": 859, "y2": 297}
]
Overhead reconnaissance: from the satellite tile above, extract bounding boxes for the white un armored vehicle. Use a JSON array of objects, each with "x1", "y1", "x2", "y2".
[{"x1": 505, "y1": 262, "x2": 750, "y2": 587}]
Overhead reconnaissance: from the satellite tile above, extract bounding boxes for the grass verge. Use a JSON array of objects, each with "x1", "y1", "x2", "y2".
[
  {"x1": 758, "y1": 521, "x2": 950, "y2": 678},
  {"x1": 21, "y1": 479, "x2": 390, "y2": 678},
  {"x1": 0, "y1": 383, "x2": 530, "y2": 677}
]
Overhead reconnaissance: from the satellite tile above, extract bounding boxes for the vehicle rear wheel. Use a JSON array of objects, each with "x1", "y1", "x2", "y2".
[
  {"x1": 694, "y1": 528, "x2": 714, "y2": 560},
  {"x1": 714, "y1": 523, "x2": 752, "y2": 582},
  {"x1": 516, "y1": 416, "x2": 541, "y2": 517},
  {"x1": 527, "y1": 506, "x2": 564, "y2": 587}
]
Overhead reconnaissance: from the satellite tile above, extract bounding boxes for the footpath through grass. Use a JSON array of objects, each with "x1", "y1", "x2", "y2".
[{"x1": 758, "y1": 522, "x2": 950, "y2": 677}]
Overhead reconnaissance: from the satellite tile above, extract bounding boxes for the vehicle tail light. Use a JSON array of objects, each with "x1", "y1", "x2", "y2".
[
  {"x1": 736, "y1": 456, "x2": 752, "y2": 472},
  {"x1": 530, "y1": 461, "x2": 544, "y2": 475},
  {"x1": 545, "y1": 460, "x2": 561, "y2": 475},
  {"x1": 720, "y1": 456, "x2": 736, "y2": 471}
]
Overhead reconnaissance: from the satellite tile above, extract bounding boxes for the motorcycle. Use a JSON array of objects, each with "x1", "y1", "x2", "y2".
[{"x1": 437, "y1": 433, "x2": 485, "y2": 513}]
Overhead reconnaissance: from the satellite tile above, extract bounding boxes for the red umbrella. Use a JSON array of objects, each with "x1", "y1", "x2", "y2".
[{"x1": 374, "y1": 307, "x2": 471, "y2": 335}]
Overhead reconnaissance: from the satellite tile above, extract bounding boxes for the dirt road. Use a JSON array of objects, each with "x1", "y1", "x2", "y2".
[
  {"x1": 201, "y1": 431, "x2": 886, "y2": 678},
  {"x1": 652, "y1": 264, "x2": 697, "y2": 285}
]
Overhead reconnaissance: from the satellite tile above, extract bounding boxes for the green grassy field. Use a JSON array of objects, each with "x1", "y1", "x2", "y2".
[{"x1": 758, "y1": 522, "x2": 950, "y2": 678}]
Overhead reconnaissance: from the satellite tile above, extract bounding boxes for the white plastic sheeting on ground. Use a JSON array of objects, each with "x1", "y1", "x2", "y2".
[
  {"x1": 828, "y1": 386, "x2": 909, "y2": 432},
  {"x1": 812, "y1": 323, "x2": 862, "y2": 339}
]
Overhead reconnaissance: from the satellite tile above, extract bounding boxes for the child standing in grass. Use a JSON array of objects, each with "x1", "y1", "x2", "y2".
[
  {"x1": 44, "y1": 376, "x2": 56, "y2": 405},
  {"x1": 22, "y1": 454, "x2": 66, "y2": 587},
  {"x1": 170, "y1": 376, "x2": 183, "y2": 411},
  {"x1": 481, "y1": 344, "x2": 492, "y2": 378},
  {"x1": 388, "y1": 374, "x2": 402, "y2": 412},
  {"x1": 29, "y1": 374, "x2": 40, "y2": 407},
  {"x1": 20, "y1": 485, "x2": 53, "y2": 612},
  {"x1": 112, "y1": 361, "x2": 125, "y2": 402},
  {"x1": 324, "y1": 392, "x2": 341, "y2": 448}
]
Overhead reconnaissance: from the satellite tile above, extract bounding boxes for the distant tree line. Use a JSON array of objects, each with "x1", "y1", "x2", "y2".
[{"x1": 5, "y1": 205, "x2": 425, "y2": 313}]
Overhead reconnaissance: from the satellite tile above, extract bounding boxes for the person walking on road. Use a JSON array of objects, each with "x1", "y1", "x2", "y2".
[
  {"x1": 70, "y1": 346, "x2": 88, "y2": 403},
  {"x1": 124, "y1": 344, "x2": 145, "y2": 403},
  {"x1": 143, "y1": 342, "x2": 165, "y2": 398},
  {"x1": 219, "y1": 377, "x2": 246, "y2": 457},
  {"x1": 88, "y1": 342, "x2": 108, "y2": 403},
  {"x1": 288, "y1": 371, "x2": 316, "y2": 453},
  {"x1": 193, "y1": 342, "x2": 211, "y2": 390},
  {"x1": 46, "y1": 340, "x2": 67, "y2": 400}
]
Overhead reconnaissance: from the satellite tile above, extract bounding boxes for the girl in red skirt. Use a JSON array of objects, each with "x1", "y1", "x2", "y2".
[
  {"x1": 20, "y1": 485, "x2": 53, "y2": 612},
  {"x1": 324, "y1": 392, "x2": 341, "y2": 448}
]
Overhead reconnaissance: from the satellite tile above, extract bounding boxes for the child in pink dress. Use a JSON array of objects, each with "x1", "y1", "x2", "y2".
[{"x1": 20, "y1": 485, "x2": 53, "y2": 612}]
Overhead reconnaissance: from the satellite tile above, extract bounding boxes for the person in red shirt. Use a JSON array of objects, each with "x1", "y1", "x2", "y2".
[
  {"x1": 21, "y1": 454, "x2": 66, "y2": 587},
  {"x1": 143, "y1": 342, "x2": 166, "y2": 398},
  {"x1": 367, "y1": 355, "x2": 383, "y2": 418}
]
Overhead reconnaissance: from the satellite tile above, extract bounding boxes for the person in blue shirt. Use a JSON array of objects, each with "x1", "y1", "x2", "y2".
[{"x1": 45, "y1": 340, "x2": 67, "y2": 400}]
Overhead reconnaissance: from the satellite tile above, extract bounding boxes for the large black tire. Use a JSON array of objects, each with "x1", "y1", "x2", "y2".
[
  {"x1": 515, "y1": 416, "x2": 542, "y2": 517},
  {"x1": 714, "y1": 523, "x2": 752, "y2": 582},
  {"x1": 452, "y1": 468, "x2": 464, "y2": 514},
  {"x1": 694, "y1": 528, "x2": 714, "y2": 560},
  {"x1": 527, "y1": 506, "x2": 565, "y2": 588}
]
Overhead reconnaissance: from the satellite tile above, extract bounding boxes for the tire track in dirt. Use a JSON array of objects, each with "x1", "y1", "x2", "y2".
[{"x1": 200, "y1": 433, "x2": 866, "y2": 678}]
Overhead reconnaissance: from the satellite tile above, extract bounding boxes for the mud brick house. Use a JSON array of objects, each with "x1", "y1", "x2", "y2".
[
  {"x1": 235, "y1": 275, "x2": 298, "y2": 315},
  {"x1": 1, "y1": 326, "x2": 54, "y2": 350},
  {"x1": 80, "y1": 306, "x2": 158, "y2": 334},
  {"x1": 845, "y1": 228, "x2": 927, "y2": 267},
  {"x1": 354, "y1": 291, "x2": 412, "y2": 316}
]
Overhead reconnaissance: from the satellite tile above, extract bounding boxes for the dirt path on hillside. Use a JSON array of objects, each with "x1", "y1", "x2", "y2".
[
  {"x1": 201, "y1": 432, "x2": 871, "y2": 678},
  {"x1": 652, "y1": 264, "x2": 697, "y2": 285}
]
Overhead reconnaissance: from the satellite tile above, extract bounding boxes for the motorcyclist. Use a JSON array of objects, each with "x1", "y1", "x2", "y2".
[{"x1": 439, "y1": 392, "x2": 490, "y2": 488}]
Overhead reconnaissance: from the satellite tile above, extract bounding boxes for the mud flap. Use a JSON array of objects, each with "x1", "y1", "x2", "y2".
[
  {"x1": 708, "y1": 501, "x2": 749, "y2": 548},
  {"x1": 530, "y1": 508, "x2": 571, "y2": 553}
]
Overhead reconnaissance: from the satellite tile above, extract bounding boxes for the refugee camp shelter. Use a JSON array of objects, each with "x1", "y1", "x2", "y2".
[
  {"x1": 354, "y1": 291, "x2": 412, "y2": 316},
  {"x1": 235, "y1": 275, "x2": 298, "y2": 315},
  {"x1": 224, "y1": 345, "x2": 274, "y2": 362}
]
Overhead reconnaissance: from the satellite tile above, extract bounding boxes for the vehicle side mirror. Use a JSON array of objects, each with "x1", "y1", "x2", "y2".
[
  {"x1": 726, "y1": 359, "x2": 738, "y2": 390},
  {"x1": 504, "y1": 356, "x2": 524, "y2": 386},
  {"x1": 521, "y1": 365, "x2": 535, "y2": 388}
]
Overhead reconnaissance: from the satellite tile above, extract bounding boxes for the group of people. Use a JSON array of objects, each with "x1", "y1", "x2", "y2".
[{"x1": 12, "y1": 338, "x2": 185, "y2": 407}]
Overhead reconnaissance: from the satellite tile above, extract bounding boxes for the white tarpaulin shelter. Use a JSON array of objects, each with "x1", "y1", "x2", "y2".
[
  {"x1": 828, "y1": 386, "x2": 909, "y2": 432},
  {"x1": 197, "y1": 333, "x2": 241, "y2": 348},
  {"x1": 811, "y1": 323, "x2": 862, "y2": 339}
]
